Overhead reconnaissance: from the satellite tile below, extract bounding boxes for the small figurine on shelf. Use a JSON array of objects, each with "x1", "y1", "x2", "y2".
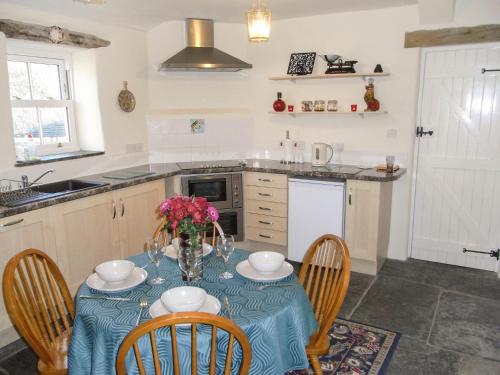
[
  {"x1": 273, "y1": 92, "x2": 286, "y2": 112},
  {"x1": 364, "y1": 78, "x2": 380, "y2": 112},
  {"x1": 374, "y1": 64, "x2": 384, "y2": 73}
]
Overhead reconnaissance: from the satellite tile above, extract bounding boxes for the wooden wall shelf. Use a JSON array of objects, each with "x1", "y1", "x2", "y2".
[
  {"x1": 268, "y1": 72, "x2": 389, "y2": 81},
  {"x1": 268, "y1": 110, "x2": 388, "y2": 118}
]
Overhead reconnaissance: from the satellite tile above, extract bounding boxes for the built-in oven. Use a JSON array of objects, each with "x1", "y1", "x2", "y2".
[{"x1": 180, "y1": 173, "x2": 244, "y2": 241}]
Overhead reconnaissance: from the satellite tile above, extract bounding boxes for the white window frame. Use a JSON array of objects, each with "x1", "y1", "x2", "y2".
[{"x1": 7, "y1": 47, "x2": 79, "y2": 156}]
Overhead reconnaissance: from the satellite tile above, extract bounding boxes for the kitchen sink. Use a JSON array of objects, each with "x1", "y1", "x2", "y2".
[
  {"x1": 34, "y1": 179, "x2": 109, "y2": 194},
  {"x1": 0, "y1": 180, "x2": 109, "y2": 207}
]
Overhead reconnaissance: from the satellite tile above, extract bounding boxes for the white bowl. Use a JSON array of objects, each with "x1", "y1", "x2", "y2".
[
  {"x1": 161, "y1": 286, "x2": 207, "y2": 313},
  {"x1": 248, "y1": 251, "x2": 285, "y2": 274},
  {"x1": 95, "y1": 260, "x2": 135, "y2": 283}
]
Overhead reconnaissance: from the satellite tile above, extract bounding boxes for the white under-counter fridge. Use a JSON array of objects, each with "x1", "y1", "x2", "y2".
[{"x1": 287, "y1": 178, "x2": 345, "y2": 262}]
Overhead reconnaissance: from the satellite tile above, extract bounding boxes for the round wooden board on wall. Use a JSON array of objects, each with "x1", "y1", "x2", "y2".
[{"x1": 118, "y1": 81, "x2": 136, "y2": 112}]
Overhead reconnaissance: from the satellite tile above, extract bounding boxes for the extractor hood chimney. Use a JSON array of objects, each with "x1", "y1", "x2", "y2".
[{"x1": 158, "y1": 19, "x2": 252, "y2": 72}]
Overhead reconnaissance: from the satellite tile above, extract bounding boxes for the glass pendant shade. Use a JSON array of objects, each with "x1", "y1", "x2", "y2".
[{"x1": 246, "y1": 1, "x2": 271, "y2": 42}]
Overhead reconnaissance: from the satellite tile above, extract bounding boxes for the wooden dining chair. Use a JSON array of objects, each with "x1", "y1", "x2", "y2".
[
  {"x1": 116, "y1": 312, "x2": 251, "y2": 375},
  {"x1": 298, "y1": 234, "x2": 351, "y2": 375},
  {"x1": 2, "y1": 248, "x2": 75, "y2": 375}
]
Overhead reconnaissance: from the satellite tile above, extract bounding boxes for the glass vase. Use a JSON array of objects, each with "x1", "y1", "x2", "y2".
[{"x1": 178, "y1": 230, "x2": 203, "y2": 281}]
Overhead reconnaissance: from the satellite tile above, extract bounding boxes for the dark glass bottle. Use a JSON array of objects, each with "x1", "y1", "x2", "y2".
[{"x1": 273, "y1": 92, "x2": 286, "y2": 112}]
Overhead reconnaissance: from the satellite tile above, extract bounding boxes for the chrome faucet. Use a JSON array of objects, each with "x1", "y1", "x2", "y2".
[{"x1": 21, "y1": 169, "x2": 55, "y2": 188}]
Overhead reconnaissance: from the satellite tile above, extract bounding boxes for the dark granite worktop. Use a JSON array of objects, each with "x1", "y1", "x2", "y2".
[{"x1": 0, "y1": 159, "x2": 405, "y2": 219}]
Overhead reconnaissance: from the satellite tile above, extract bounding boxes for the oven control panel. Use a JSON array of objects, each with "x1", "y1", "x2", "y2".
[{"x1": 232, "y1": 173, "x2": 243, "y2": 208}]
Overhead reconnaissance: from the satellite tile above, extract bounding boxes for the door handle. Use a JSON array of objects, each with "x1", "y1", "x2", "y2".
[
  {"x1": 258, "y1": 206, "x2": 272, "y2": 211},
  {"x1": 258, "y1": 192, "x2": 272, "y2": 197},
  {"x1": 259, "y1": 234, "x2": 272, "y2": 239},
  {"x1": 258, "y1": 220, "x2": 273, "y2": 225},
  {"x1": 120, "y1": 199, "x2": 125, "y2": 217},
  {"x1": 416, "y1": 126, "x2": 434, "y2": 137},
  {"x1": 0, "y1": 218, "x2": 24, "y2": 227},
  {"x1": 112, "y1": 200, "x2": 117, "y2": 219}
]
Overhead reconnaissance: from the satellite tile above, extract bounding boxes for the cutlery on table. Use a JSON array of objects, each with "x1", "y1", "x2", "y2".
[
  {"x1": 80, "y1": 295, "x2": 132, "y2": 302},
  {"x1": 256, "y1": 282, "x2": 298, "y2": 291},
  {"x1": 135, "y1": 297, "x2": 149, "y2": 326},
  {"x1": 223, "y1": 296, "x2": 233, "y2": 320}
]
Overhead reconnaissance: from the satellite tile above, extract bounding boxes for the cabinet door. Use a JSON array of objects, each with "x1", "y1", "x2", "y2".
[
  {"x1": 116, "y1": 180, "x2": 166, "y2": 258},
  {"x1": 344, "y1": 180, "x2": 380, "y2": 262},
  {"x1": 51, "y1": 192, "x2": 120, "y2": 294},
  {"x1": 0, "y1": 209, "x2": 55, "y2": 346}
]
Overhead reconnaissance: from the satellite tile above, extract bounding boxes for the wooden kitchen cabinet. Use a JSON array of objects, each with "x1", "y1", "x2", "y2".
[
  {"x1": 0, "y1": 209, "x2": 56, "y2": 347},
  {"x1": 344, "y1": 180, "x2": 393, "y2": 275},
  {"x1": 245, "y1": 172, "x2": 288, "y2": 247},
  {"x1": 116, "y1": 180, "x2": 166, "y2": 258},
  {"x1": 51, "y1": 180, "x2": 166, "y2": 293},
  {"x1": 51, "y1": 192, "x2": 121, "y2": 294}
]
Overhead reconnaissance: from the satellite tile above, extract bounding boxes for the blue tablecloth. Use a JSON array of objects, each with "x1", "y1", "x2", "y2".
[{"x1": 68, "y1": 249, "x2": 317, "y2": 375}]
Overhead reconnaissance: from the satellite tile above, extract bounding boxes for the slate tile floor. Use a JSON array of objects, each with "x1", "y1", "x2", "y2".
[{"x1": 1, "y1": 258, "x2": 499, "y2": 374}]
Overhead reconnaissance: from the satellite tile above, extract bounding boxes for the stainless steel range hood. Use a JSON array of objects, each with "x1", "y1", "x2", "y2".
[{"x1": 159, "y1": 19, "x2": 252, "y2": 72}]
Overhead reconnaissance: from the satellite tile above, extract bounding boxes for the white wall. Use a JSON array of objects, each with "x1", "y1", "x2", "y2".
[
  {"x1": 146, "y1": 0, "x2": 500, "y2": 260},
  {"x1": 0, "y1": 3, "x2": 150, "y2": 182}
]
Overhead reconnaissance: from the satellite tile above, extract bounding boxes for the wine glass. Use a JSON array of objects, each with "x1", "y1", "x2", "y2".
[
  {"x1": 217, "y1": 235, "x2": 235, "y2": 279},
  {"x1": 146, "y1": 239, "x2": 165, "y2": 285},
  {"x1": 177, "y1": 248, "x2": 200, "y2": 284}
]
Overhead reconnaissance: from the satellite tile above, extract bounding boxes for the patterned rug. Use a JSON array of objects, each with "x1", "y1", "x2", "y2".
[{"x1": 288, "y1": 319, "x2": 400, "y2": 375}]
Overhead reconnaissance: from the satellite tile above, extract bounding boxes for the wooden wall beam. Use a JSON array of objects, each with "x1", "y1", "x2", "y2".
[
  {"x1": 405, "y1": 24, "x2": 500, "y2": 48},
  {"x1": 0, "y1": 19, "x2": 110, "y2": 49}
]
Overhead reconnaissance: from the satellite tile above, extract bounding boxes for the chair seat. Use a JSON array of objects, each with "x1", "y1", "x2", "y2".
[
  {"x1": 306, "y1": 332, "x2": 331, "y2": 356},
  {"x1": 37, "y1": 330, "x2": 71, "y2": 375}
]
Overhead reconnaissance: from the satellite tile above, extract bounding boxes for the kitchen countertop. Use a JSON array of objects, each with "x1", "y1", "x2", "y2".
[{"x1": 0, "y1": 159, "x2": 405, "y2": 219}]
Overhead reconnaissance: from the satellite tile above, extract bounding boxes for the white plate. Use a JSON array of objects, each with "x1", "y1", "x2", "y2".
[
  {"x1": 86, "y1": 267, "x2": 147, "y2": 293},
  {"x1": 149, "y1": 294, "x2": 221, "y2": 319},
  {"x1": 163, "y1": 243, "x2": 214, "y2": 259},
  {"x1": 236, "y1": 260, "x2": 294, "y2": 282}
]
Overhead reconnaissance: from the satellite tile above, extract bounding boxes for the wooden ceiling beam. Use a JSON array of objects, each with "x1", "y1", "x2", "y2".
[{"x1": 405, "y1": 24, "x2": 500, "y2": 48}]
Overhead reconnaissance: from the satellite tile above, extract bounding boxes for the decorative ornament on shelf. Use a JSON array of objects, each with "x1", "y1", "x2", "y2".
[
  {"x1": 374, "y1": 64, "x2": 384, "y2": 73},
  {"x1": 273, "y1": 92, "x2": 286, "y2": 112},
  {"x1": 118, "y1": 81, "x2": 136, "y2": 113},
  {"x1": 287, "y1": 52, "x2": 316, "y2": 76},
  {"x1": 321, "y1": 55, "x2": 358, "y2": 74},
  {"x1": 74, "y1": 0, "x2": 106, "y2": 4},
  {"x1": 247, "y1": 0, "x2": 271, "y2": 42},
  {"x1": 364, "y1": 78, "x2": 380, "y2": 112}
]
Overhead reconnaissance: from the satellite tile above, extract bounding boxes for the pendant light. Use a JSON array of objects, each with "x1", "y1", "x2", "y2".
[{"x1": 246, "y1": 0, "x2": 272, "y2": 42}]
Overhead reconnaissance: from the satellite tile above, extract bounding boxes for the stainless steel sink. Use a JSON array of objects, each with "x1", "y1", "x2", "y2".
[
  {"x1": 34, "y1": 179, "x2": 109, "y2": 194},
  {"x1": 0, "y1": 180, "x2": 109, "y2": 207}
]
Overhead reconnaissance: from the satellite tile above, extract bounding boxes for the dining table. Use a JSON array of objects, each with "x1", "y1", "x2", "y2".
[{"x1": 68, "y1": 249, "x2": 318, "y2": 375}]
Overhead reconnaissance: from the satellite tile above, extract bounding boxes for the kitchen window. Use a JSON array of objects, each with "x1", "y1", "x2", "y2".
[{"x1": 7, "y1": 50, "x2": 78, "y2": 157}]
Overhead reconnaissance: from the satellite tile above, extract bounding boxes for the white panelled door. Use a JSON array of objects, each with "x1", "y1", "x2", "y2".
[{"x1": 411, "y1": 44, "x2": 500, "y2": 272}]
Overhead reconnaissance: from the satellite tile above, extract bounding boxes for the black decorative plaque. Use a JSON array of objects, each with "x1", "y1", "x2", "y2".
[{"x1": 287, "y1": 52, "x2": 316, "y2": 75}]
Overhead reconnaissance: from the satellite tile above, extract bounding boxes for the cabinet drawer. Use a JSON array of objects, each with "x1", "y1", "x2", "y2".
[
  {"x1": 245, "y1": 172, "x2": 288, "y2": 189},
  {"x1": 246, "y1": 186, "x2": 287, "y2": 203},
  {"x1": 246, "y1": 227, "x2": 287, "y2": 246},
  {"x1": 247, "y1": 213, "x2": 287, "y2": 232},
  {"x1": 246, "y1": 199, "x2": 287, "y2": 217}
]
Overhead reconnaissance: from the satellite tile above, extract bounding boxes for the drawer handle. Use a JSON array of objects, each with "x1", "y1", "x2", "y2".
[
  {"x1": 258, "y1": 192, "x2": 272, "y2": 197},
  {"x1": 0, "y1": 218, "x2": 24, "y2": 227},
  {"x1": 258, "y1": 206, "x2": 272, "y2": 211},
  {"x1": 258, "y1": 178, "x2": 273, "y2": 182},
  {"x1": 259, "y1": 234, "x2": 272, "y2": 239},
  {"x1": 258, "y1": 220, "x2": 273, "y2": 225}
]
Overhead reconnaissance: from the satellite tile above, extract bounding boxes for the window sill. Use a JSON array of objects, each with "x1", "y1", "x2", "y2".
[{"x1": 15, "y1": 150, "x2": 105, "y2": 167}]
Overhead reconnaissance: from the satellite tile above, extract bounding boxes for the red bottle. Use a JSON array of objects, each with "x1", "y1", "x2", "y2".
[{"x1": 273, "y1": 92, "x2": 286, "y2": 112}]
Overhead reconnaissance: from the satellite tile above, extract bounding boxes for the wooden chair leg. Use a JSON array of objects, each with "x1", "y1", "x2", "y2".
[{"x1": 309, "y1": 355, "x2": 323, "y2": 375}]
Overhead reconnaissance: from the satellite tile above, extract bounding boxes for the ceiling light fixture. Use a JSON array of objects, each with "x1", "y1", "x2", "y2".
[
  {"x1": 74, "y1": 0, "x2": 106, "y2": 5},
  {"x1": 246, "y1": 0, "x2": 271, "y2": 42}
]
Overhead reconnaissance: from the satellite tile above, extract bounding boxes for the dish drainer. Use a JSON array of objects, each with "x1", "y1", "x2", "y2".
[{"x1": 0, "y1": 178, "x2": 50, "y2": 207}]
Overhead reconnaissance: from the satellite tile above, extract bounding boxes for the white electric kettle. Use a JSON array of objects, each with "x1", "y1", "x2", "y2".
[{"x1": 311, "y1": 142, "x2": 334, "y2": 166}]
